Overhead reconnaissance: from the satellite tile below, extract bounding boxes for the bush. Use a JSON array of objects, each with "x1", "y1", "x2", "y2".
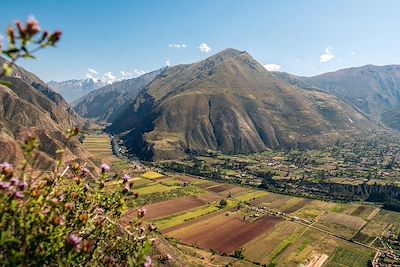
[{"x1": 0, "y1": 129, "x2": 155, "y2": 266}]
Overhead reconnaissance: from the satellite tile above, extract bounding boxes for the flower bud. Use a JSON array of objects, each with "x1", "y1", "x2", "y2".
[
  {"x1": 7, "y1": 27, "x2": 15, "y2": 45},
  {"x1": 26, "y1": 16, "x2": 41, "y2": 36},
  {"x1": 64, "y1": 202, "x2": 74, "y2": 211},
  {"x1": 53, "y1": 215, "x2": 66, "y2": 226},
  {"x1": 16, "y1": 21, "x2": 25, "y2": 39}
]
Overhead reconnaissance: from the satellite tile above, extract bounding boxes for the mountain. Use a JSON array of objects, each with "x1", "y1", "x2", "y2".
[
  {"x1": 72, "y1": 68, "x2": 164, "y2": 122},
  {"x1": 0, "y1": 57, "x2": 90, "y2": 168},
  {"x1": 48, "y1": 78, "x2": 106, "y2": 102},
  {"x1": 106, "y1": 48, "x2": 375, "y2": 160},
  {"x1": 275, "y1": 65, "x2": 400, "y2": 127}
]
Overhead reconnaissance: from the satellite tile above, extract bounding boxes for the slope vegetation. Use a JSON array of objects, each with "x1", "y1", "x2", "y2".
[{"x1": 107, "y1": 48, "x2": 375, "y2": 160}]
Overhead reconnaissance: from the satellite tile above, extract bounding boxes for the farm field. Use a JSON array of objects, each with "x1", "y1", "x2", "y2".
[
  {"x1": 82, "y1": 134, "x2": 117, "y2": 162},
  {"x1": 84, "y1": 133, "x2": 400, "y2": 266},
  {"x1": 166, "y1": 212, "x2": 282, "y2": 254},
  {"x1": 142, "y1": 196, "x2": 206, "y2": 220}
]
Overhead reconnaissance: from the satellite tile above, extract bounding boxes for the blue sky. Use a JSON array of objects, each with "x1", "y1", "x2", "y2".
[{"x1": 1, "y1": 0, "x2": 400, "y2": 82}]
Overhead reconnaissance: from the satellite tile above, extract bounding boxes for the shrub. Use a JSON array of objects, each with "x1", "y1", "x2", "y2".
[{"x1": 0, "y1": 129, "x2": 155, "y2": 266}]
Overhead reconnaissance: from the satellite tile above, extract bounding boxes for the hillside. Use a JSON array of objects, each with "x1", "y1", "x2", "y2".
[
  {"x1": 106, "y1": 48, "x2": 375, "y2": 160},
  {"x1": 0, "y1": 58, "x2": 90, "y2": 168},
  {"x1": 48, "y1": 78, "x2": 106, "y2": 102},
  {"x1": 275, "y1": 65, "x2": 400, "y2": 127},
  {"x1": 73, "y1": 68, "x2": 164, "y2": 122}
]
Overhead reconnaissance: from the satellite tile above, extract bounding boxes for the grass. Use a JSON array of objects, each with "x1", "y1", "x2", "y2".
[
  {"x1": 141, "y1": 171, "x2": 164, "y2": 179},
  {"x1": 133, "y1": 183, "x2": 180, "y2": 195},
  {"x1": 233, "y1": 190, "x2": 268, "y2": 202},
  {"x1": 325, "y1": 246, "x2": 374, "y2": 267},
  {"x1": 154, "y1": 204, "x2": 221, "y2": 230}
]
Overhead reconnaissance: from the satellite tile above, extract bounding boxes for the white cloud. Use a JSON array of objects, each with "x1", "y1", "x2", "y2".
[
  {"x1": 198, "y1": 43, "x2": 211, "y2": 53},
  {"x1": 103, "y1": 72, "x2": 116, "y2": 84},
  {"x1": 166, "y1": 60, "x2": 171, "y2": 66},
  {"x1": 169, "y1": 44, "x2": 186, "y2": 48},
  {"x1": 86, "y1": 68, "x2": 99, "y2": 79},
  {"x1": 263, "y1": 63, "x2": 281, "y2": 72},
  {"x1": 133, "y1": 69, "x2": 147, "y2": 77},
  {"x1": 320, "y1": 46, "x2": 335, "y2": 62},
  {"x1": 120, "y1": 70, "x2": 134, "y2": 80}
]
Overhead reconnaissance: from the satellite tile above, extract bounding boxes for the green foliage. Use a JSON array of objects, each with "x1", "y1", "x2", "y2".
[
  {"x1": 0, "y1": 129, "x2": 155, "y2": 266},
  {"x1": 219, "y1": 198, "x2": 228, "y2": 209}
]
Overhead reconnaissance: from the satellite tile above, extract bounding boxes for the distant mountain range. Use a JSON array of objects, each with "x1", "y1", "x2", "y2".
[
  {"x1": 72, "y1": 68, "x2": 165, "y2": 122},
  {"x1": 47, "y1": 78, "x2": 106, "y2": 102},
  {"x1": 90, "y1": 48, "x2": 374, "y2": 160},
  {"x1": 275, "y1": 65, "x2": 400, "y2": 128},
  {"x1": 0, "y1": 57, "x2": 90, "y2": 168}
]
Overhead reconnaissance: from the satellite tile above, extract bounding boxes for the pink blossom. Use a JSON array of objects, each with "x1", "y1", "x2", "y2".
[
  {"x1": 100, "y1": 163, "x2": 110, "y2": 173},
  {"x1": 144, "y1": 256, "x2": 152, "y2": 267},
  {"x1": 14, "y1": 191, "x2": 24, "y2": 199},
  {"x1": 123, "y1": 174, "x2": 131, "y2": 183},
  {"x1": 66, "y1": 234, "x2": 82, "y2": 251}
]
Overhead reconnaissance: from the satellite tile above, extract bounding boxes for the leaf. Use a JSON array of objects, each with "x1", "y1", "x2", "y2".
[
  {"x1": 3, "y1": 62, "x2": 13, "y2": 76},
  {"x1": 22, "y1": 54, "x2": 36, "y2": 59}
]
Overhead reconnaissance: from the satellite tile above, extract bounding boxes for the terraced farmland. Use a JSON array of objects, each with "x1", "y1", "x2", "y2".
[{"x1": 86, "y1": 133, "x2": 400, "y2": 266}]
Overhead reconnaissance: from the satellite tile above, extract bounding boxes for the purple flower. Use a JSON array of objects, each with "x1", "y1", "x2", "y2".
[
  {"x1": 18, "y1": 181, "x2": 28, "y2": 191},
  {"x1": 0, "y1": 181, "x2": 11, "y2": 190},
  {"x1": 9, "y1": 177, "x2": 19, "y2": 186},
  {"x1": 144, "y1": 256, "x2": 152, "y2": 267},
  {"x1": 14, "y1": 191, "x2": 24, "y2": 199},
  {"x1": 123, "y1": 174, "x2": 131, "y2": 183},
  {"x1": 66, "y1": 234, "x2": 82, "y2": 251},
  {"x1": 0, "y1": 162, "x2": 14, "y2": 178},
  {"x1": 100, "y1": 163, "x2": 110, "y2": 173}
]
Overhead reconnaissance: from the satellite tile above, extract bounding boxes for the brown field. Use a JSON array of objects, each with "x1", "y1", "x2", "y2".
[
  {"x1": 196, "y1": 181, "x2": 220, "y2": 189},
  {"x1": 283, "y1": 199, "x2": 313, "y2": 213},
  {"x1": 251, "y1": 193, "x2": 283, "y2": 205},
  {"x1": 196, "y1": 192, "x2": 223, "y2": 203},
  {"x1": 320, "y1": 212, "x2": 366, "y2": 230},
  {"x1": 242, "y1": 221, "x2": 306, "y2": 264},
  {"x1": 143, "y1": 196, "x2": 206, "y2": 220},
  {"x1": 220, "y1": 186, "x2": 253, "y2": 197},
  {"x1": 351, "y1": 205, "x2": 380, "y2": 220},
  {"x1": 260, "y1": 195, "x2": 305, "y2": 213},
  {"x1": 167, "y1": 213, "x2": 281, "y2": 254},
  {"x1": 207, "y1": 184, "x2": 236, "y2": 193}
]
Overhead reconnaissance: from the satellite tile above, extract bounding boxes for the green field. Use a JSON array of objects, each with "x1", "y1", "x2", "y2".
[
  {"x1": 133, "y1": 183, "x2": 180, "y2": 195},
  {"x1": 325, "y1": 246, "x2": 374, "y2": 267},
  {"x1": 154, "y1": 204, "x2": 221, "y2": 230},
  {"x1": 233, "y1": 190, "x2": 268, "y2": 202}
]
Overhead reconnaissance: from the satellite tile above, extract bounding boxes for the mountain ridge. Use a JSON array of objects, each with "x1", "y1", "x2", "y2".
[{"x1": 106, "y1": 48, "x2": 375, "y2": 160}]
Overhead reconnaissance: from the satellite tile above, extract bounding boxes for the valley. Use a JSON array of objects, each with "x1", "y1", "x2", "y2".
[{"x1": 83, "y1": 129, "x2": 400, "y2": 266}]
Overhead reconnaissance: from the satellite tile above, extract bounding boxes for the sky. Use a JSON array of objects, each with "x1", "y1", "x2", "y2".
[{"x1": 1, "y1": 0, "x2": 400, "y2": 82}]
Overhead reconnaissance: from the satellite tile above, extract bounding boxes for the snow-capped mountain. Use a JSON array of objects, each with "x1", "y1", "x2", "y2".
[{"x1": 47, "y1": 78, "x2": 106, "y2": 102}]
